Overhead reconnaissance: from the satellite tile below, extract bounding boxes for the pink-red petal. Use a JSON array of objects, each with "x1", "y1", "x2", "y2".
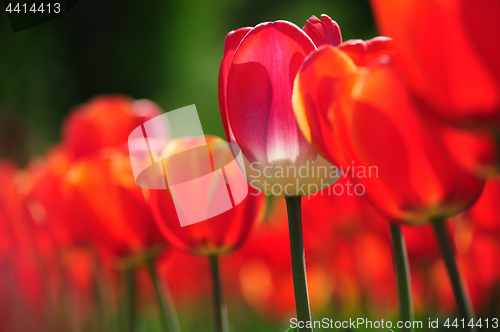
[
  {"x1": 303, "y1": 14, "x2": 342, "y2": 47},
  {"x1": 218, "y1": 27, "x2": 252, "y2": 143},
  {"x1": 226, "y1": 21, "x2": 317, "y2": 164}
]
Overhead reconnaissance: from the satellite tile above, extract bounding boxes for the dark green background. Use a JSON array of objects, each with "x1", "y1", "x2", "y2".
[{"x1": 0, "y1": 0, "x2": 376, "y2": 166}]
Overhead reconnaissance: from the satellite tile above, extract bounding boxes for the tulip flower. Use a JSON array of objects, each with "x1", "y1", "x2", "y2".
[
  {"x1": 370, "y1": 0, "x2": 500, "y2": 128},
  {"x1": 0, "y1": 162, "x2": 73, "y2": 331},
  {"x1": 149, "y1": 136, "x2": 266, "y2": 255},
  {"x1": 67, "y1": 148, "x2": 174, "y2": 332},
  {"x1": 219, "y1": 16, "x2": 342, "y2": 331},
  {"x1": 148, "y1": 135, "x2": 266, "y2": 332},
  {"x1": 465, "y1": 176, "x2": 500, "y2": 235},
  {"x1": 67, "y1": 148, "x2": 165, "y2": 267},
  {"x1": 60, "y1": 95, "x2": 175, "y2": 332},
  {"x1": 28, "y1": 147, "x2": 87, "y2": 249},
  {"x1": 220, "y1": 17, "x2": 342, "y2": 198},
  {"x1": 292, "y1": 38, "x2": 416, "y2": 329},
  {"x1": 369, "y1": 0, "x2": 500, "y2": 176},
  {"x1": 63, "y1": 95, "x2": 162, "y2": 161},
  {"x1": 293, "y1": 39, "x2": 485, "y2": 330},
  {"x1": 293, "y1": 38, "x2": 485, "y2": 226}
]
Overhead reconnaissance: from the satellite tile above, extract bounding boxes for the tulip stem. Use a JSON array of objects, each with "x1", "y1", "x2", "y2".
[
  {"x1": 147, "y1": 259, "x2": 182, "y2": 332},
  {"x1": 389, "y1": 223, "x2": 414, "y2": 332},
  {"x1": 123, "y1": 268, "x2": 136, "y2": 332},
  {"x1": 209, "y1": 255, "x2": 229, "y2": 332},
  {"x1": 285, "y1": 196, "x2": 313, "y2": 332},
  {"x1": 433, "y1": 219, "x2": 475, "y2": 331}
]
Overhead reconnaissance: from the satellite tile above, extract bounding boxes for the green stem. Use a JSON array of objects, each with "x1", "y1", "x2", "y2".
[
  {"x1": 433, "y1": 219, "x2": 475, "y2": 331},
  {"x1": 209, "y1": 255, "x2": 229, "y2": 332},
  {"x1": 147, "y1": 259, "x2": 182, "y2": 332},
  {"x1": 92, "y1": 267, "x2": 107, "y2": 332},
  {"x1": 389, "y1": 223, "x2": 414, "y2": 332},
  {"x1": 123, "y1": 268, "x2": 136, "y2": 332},
  {"x1": 59, "y1": 267, "x2": 76, "y2": 332},
  {"x1": 285, "y1": 196, "x2": 313, "y2": 332}
]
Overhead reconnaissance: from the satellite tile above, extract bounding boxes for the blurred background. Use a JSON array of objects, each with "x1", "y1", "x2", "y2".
[
  {"x1": 2, "y1": 1, "x2": 500, "y2": 332},
  {"x1": 0, "y1": 0, "x2": 376, "y2": 166}
]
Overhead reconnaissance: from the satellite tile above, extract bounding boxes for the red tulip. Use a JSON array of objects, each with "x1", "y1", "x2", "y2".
[
  {"x1": 219, "y1": 17, "x2": 342, "y2": 196},
  {"x1": 464, "y1": 176, "x2": 500, "y2": 234},
  {"x1": 67, "y1": 148, "x2": 165, "y2": 265},
  {"x1": 0, "y1": 162, "x2": 56, "y2": 260},
  {"x1": 28, "y1": 147, "x2": 87, "y2": 249},
  {"x1": 0, "y1": 162, "x2": 63, "y2": 331},
  {"x1": 55, "y1": 95, "x2": 167, "y2": 266},
  {"x1": 370, "y1": 0, "x2": 500, "y2": 128},
  {"x1": 219, "y1": 27, "x2": 252, "y2": 145},
  {"x1": 149, "y1": 136, "x2": 266, "y2": 255},
  {"x1": 63, "y1": 95, "x2": 162, "y2": 161},
  {"x1": 293, "y1": 42, "x2": 485, "y2": 224},
  {"x1": 292, "y1": 37, "x2": 390, "y2": 167}
]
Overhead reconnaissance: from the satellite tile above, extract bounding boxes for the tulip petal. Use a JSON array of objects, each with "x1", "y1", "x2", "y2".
[
  {"x1": 335, "y1": 64, "x2": 485, "y2": 223},
  {"x1": 226, "y1": 21, "x2": 317, "y2": 165},
  {"x1": 303, "y1": 14, "x2": 342, "y2": 47},
  {"x1": 218, "y1": 27, "x2": 252, "y2": 144},
  {"x1": 371, "y1": 0, "x2": 500, "y2": 125},
  {"x1": 63, "y1": 95, "x2": 162, "y2": 160},
  {"x1": 292, "y1": 45, "x2": 357, "y2": 166},
  {"x1": 339, "y1": 37, "x2": 393, "y2": 67}
]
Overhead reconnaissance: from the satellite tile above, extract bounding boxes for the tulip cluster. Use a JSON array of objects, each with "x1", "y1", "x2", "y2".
[{"x1": 0, "y1": 2, "x2": 499, "y2": 332}]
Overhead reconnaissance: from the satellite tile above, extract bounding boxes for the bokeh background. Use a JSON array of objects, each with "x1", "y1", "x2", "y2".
[
  {"x1": 0, "y1": 0, "x2": 375, "y2": 166},
  {"x1": 7, "y1": 1, "x2": 496, "y2": 332}
]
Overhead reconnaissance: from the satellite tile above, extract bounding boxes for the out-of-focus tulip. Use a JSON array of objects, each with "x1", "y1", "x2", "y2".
[
  {"x1": 219, "y1": 18, "x2": 342, "y2": 196},
  {"x1": 0, "y1": 162, "x2": 65, "y2": 332},
  {"x1": 149, "y1": 136, "x2": 266, "y2": 256},
  {"x1": 0, "y1": 162, "x2": 56, "y2": 261},
  {"x1": 464, "y1": 176, "x2": 500, "y2": 234},
  {"x1": 58, "y1": 95, "x2": 167, "y2": 266},
  {"x1": 67, "y1": 148, "x2": 165, "y2": 266},
  {"x1": 335, "y1": 61, "x2": 485, "y2": 224},
  {"x1": 293, "y1": 41, "x2": 485, "y2": 224},
  {"x1": 28, "y1": 147, "x2": 87, "y2": 249},
  {"x1": 63, "y1": 95, "x2": 162, "y2": 161},
  {"x1": 370, "y1": 0, "x2": 500, "y2": 128},
  {"x1": 432, "y1": 124, "x2": 499, "y2": 177}
]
